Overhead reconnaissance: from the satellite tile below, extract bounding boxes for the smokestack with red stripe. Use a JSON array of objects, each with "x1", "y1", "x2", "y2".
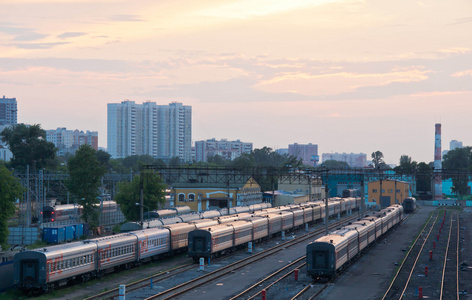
[{"x1": 434, "y1": 123, "x2": 443, "y2": 200}]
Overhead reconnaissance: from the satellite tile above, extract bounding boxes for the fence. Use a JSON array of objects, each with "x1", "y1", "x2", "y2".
[{"x1": 7, "y1": 227, "x2": 39, "y2": 245}]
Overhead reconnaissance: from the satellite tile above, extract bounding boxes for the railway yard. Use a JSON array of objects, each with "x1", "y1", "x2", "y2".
[{"x1": 11, "y1": 204, "x2": 472, "y2": 300}]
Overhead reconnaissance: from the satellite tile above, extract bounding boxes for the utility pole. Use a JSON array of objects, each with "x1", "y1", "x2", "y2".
[
  {"x1": 324, "y1": 169, "x2": 329, "y2": 236},
  {"x1": 139, "y1": 174, "x2": 144, "y2": 229}
]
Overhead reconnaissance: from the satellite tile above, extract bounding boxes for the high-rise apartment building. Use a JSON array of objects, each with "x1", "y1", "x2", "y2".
[
  {"x1": 195, "y1": 138, "x2": 253, "y2": 162},
  {"x1": 450, "y1": 140, "x2": 463, "y2": 151},
  {"x1": 46, "y1": 127, "x2": 98, "y2": 155},
  {"x1": 288, "y1": 143, "x2": 318, "y2": 165},
  {"x1": 0, "y1": 96, "x2": 17, "y2": 126},
  {"x1": 322, "y1": 152, "x2": 367, "y2": 168},
  {"x1": 107, "y1": 100, "x2": 192, "y2": 161}
]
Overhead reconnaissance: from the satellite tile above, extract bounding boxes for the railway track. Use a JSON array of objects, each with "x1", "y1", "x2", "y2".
[
  {"x1": 440, "y1": 211, "x2": 459, "y2": 300},
  {"x1": 382, "y1": 209, "x2": 462, "y2": 300},
  {"x1": 381, "y1": 210, "x2": 438, "y2": 299},
  {"x1": 230, "y1": 211, "x2": 414, "y2": 300},
  {"x1": 141, "y1": 214, "x2": 362, "y2": 300},
  {"x1": 82, "y1": 262, "x2": 195, "y2": 300}
]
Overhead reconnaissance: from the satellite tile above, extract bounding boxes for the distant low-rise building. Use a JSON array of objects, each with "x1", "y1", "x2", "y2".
[
  {"x1": 322, "y1": 152, "x2": 367, "y2": 168},
  {"x1": 195, "y1": 138, "x2": 252, "y2": 162}
]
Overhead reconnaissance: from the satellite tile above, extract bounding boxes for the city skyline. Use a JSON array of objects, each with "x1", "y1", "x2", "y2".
[{"x1": 2, "y1": 0, "x2": 472, "y2": 164}]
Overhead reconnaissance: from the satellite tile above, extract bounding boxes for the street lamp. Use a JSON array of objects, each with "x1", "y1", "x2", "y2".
[{"x1": 135, "y1": 203, "x2": 150, "y2": 228}]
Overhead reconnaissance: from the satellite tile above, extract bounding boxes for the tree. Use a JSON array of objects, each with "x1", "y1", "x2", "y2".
[
  {"x1": 95, "y1": 150, "x2": 111, "y2": 169},
  {"x1": 1, "y1": 124, "x2": 56, "y2": 170},
  {"x1": 416, "y1": 162, "x2": 433, "y2": 192},
  {"x1": 0, "y1": 163, "x2": 23, "y2": 247},
  {"x1": 394, "y1": 155, "x2": 417, "y2": 175},
  {"x1": 371, "y1": 151, "x2": 385, "y2": 169},
  {"x1": 207, "y1": 154, "x2": 230, "y2": 166},
  {"x1": 67, "y1": 145, "x2": 106, "y2": 227},
  {"x1": 443, "y1": 147, "x2": 472, "y2": 198},
  {"x1": 168, "y1": 156, "x2": 182, "y2": 166},
  {"x1": 115, "y1": 172, "x2": 166, "y2": 221},
  {"x1": 320, "y1": 160, "x2": 350, "y2": 169}
]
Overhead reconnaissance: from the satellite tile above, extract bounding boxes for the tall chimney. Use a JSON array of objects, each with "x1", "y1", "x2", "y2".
[{"x1": 434, "y1": 123, "x2": 442, "y2": 200}]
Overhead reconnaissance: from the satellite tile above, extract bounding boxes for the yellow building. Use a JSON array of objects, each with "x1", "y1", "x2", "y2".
[
  {"x1": 368, "y1": 179, "x2": 410, "y2": 208},
  {"x1": 169, "y1": 174, "x2": 263, "y2": 212}
]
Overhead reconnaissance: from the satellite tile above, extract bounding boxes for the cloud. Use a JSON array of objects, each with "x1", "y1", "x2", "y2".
[
  {"x1": 109, "y1": 14, "x2": 145, "y2": 22},
  {"x1": 0, "y1": 57, "x2": 140, "y2": 73},
  {"x1": 0, "y1": 24, "x2": 47, "y2": 41},
  {"x1": 12, "y1": 42, "x2": 69, "y2": 49},
  {"x1": 57, "y1": 32, "x2": 87, "y2": 39}
]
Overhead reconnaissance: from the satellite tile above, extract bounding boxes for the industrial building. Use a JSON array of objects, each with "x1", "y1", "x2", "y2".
[{"x1": 368, "y1": 179, "x2": 410, "y2": 208}]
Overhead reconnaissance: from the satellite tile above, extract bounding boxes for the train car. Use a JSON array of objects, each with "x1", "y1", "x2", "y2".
[
  {"x1": 162, "y1": 223, "x2": 196, "y2": 251},
  {"x1": 264, "y1": 213, "x2": 283, "y2": 235},
  {"x1": 306, "y1": 205, "x2": 403, "y2": 279},
  {"x1": 159, "y1": 217, "x2": 181, "y2": 226},
  {"x1": 291, "y1": 208, "x2": 305, "y2": 227},
  {"x1": 172, "y1": 206, "x2": 191, "y2": 215},
  {"x1": 402, "y1": 197, "x2": 417, "y2": 213},
  {"x1": 215, "y1": 215, "x2": 240, "y2": 224},
  {"x1": 91, "y1": 234, "x2": 137, "y2": 274},
  {"x1": 278, "y1": 211, "x2": 294, "y2": 231},
  {"x1": 342, "y1": 189, "x2": 360, "y2": 198},
  {"x1": 244, "y1": 216, "x2": 269, "y2": 241},
  {"x1": 178, "y1": 213, "x2": 201, "y2": 223},
  {"x1": 129, "y1": 229, "x2": 170, "y2": 262},
  {"x1": 144, "y1": 209, "x2": 176, "y2": 220},
  {"x1": 43, "y1": 204, "x2": 78, "y2": 222},
  {"x1": 227, "y1": 221, "x2": 253, "y2": 246},
  {"x1": 301, "y1": 206, "x2": 314, "y2": 223},
  {"x1": 98, "y1": 201, "x2": 117, "y2": 213},
  {"x1": 199, "y1": 210, "x2": 222, "y2": 219},
  {"x1": 352, "y1": 218, "x2": 376, "y2": 246},
  {"x1": 229, "y1": 206, "x2": 250, "y2": 215},
  {"x1": 14, "y1": 241, "x2": 96, "y2": 293},
  {"x1": 188, "y1": 224, "x2": 234, "y2": 260},
  {"x1": 189, "y1": 219, "x2": 219, "y2": 228},
  {"x1": 306, "y1": 228, "x2": 359, "y2": 278}
]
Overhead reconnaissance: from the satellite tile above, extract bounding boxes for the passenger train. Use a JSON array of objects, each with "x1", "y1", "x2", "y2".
[
  {"x1": 14, "y1": 198, "x2": 360, "y2": 293},
  {"x1": 402, "y1": 197, "x2": 417, "y2": 213},
  {"x1": 187, "y1": 198, "x2": 360, "y2": 261},
  {"x1": 42, "y1": 201, "x2": 118, "y2": 223},
  {"x1": 306, "y1": 204, "x2": 403, "y2": 278}
]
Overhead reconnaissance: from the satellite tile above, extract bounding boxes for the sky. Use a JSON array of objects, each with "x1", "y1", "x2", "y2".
[{"x1": 1, "y1": 0, "x2": 472, "y2": 165}]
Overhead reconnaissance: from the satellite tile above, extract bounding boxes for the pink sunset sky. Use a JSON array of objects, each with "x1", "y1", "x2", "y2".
[{"x1": 1, "y1": 0, "x2": 472, "y2": 164}]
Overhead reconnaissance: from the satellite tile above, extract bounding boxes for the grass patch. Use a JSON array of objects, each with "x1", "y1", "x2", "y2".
[{"x1": 26, "y1": 240, "x2": 48, "y2": 250}]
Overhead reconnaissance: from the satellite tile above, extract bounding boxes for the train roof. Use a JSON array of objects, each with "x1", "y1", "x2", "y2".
[
  {"x1": 172, "y1": 206, "x2": 191, "y2": 214},
  {"x1": 197, "y1": 224, "x2": 234, "y2": 234},
  {"x1": 86, "y1": 233, "x2": 136, "y2": 245}
]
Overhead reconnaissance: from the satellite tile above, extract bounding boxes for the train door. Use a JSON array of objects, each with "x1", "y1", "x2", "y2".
[
  {"x1": 20, "y1": 259, "x2": 39, "y2": 286},
  {"x1": 192, "y1": 236, "x2": 206, "y2": 253},
  {"x1": 313, "y1": 250, "x2": 330, "y2": 270},
  {"x1": 381, "y1": 196, "x2": 391, "y2": 209}
]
